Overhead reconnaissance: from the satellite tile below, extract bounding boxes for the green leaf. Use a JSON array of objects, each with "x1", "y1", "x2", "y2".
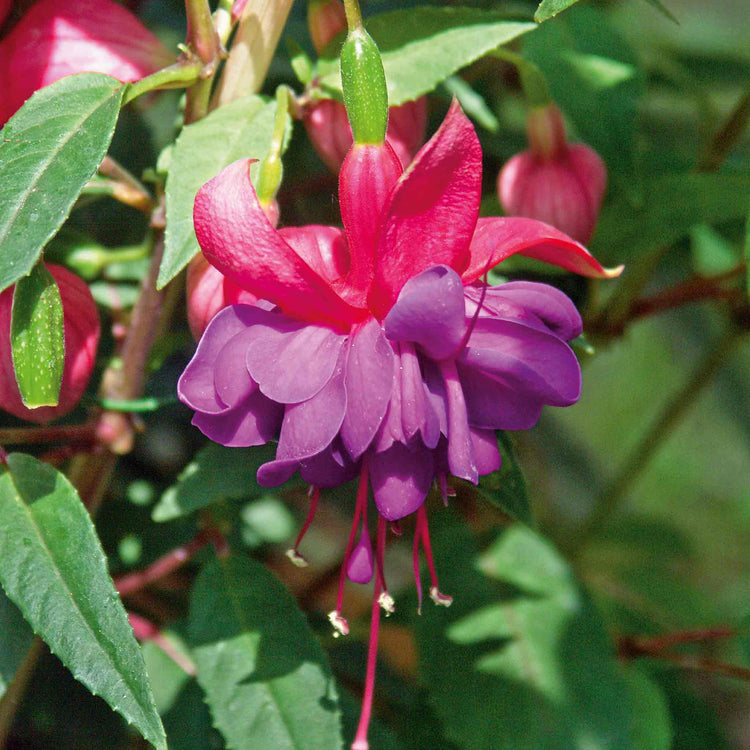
[
  {"x1": 0, "y1": 453, "x2": 166, "y2": 750},
  {"x1": 10, "y1": 263, "x2": 65, "y2": 408},
  {"x1": 642, "y1": 0, "x2": 679, "y2": 24},
  {"x1": 592, "y1": 172, "x2": 750, "y2": 265},
  {"x1": 0, "y1": 74, "x2": 124, "y2": 294},
  {"x1": 441, "y1": 76, "x2": 499, "y2": 132},
  {"x1": 690, "y1": 224, "x2": 740, "y2": 276},
  {"x1": 621, "y1": 665, "x2": 672, "y2": 750},
  {"x1": 159, "y1": 96, "x2": 282, "y2": 288},
  {"x1": 188, "y1": 554, "x2": 343, "y2": 750},
  {"x1": 523, "y1": 6, "x2": 644, "y2": 190},
  {"x1": 153, "y1": 443, "x2": 282, "y2": 522},
  {"x1": 0, "y1": 586, "x2": 34, "y2": 700},
  {"x1": 287, "y1": 38, "x2": 314, "y2": 86},
  {"x1": 317, "y1": 8, "x2": 536, "y2": 106},
  {"x1": 476, "y1": 432, "x2": 532, "y2": 525},
  {"x1": 534, "y1": 0, "x2": 582, "y2": 24},
  {"x1": 413, "y1": 515, "x2": 634, "y2": 749}
]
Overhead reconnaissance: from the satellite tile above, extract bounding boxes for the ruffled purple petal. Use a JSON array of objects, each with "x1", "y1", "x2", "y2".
[
  {"x1": 257, "y1": 439, "x2": 359, "y2": 488},
  {"x1": 178, "y1": 305, "x2": 258, "y2": 414},
  {"x1": 400, "y1": 342, "x2": 440, "y2": 449},
  {"x1": 461, "y1": 317, "x2": 581, "y2": 406},
  {"x1": 275, "y1": 351, "x2": 347, "y2": 461},
  {"x1": 383, "y1": 265, "x2": 467, "y2": 360},
  {"x1": 340, "y1": 318, "x2": 394, "y2": 459},
  {"x1": 246, "y1": 319, "x2": 347, "y2": 404},
  {"x1": 191, "y1": 389, "x2": 283, "y2": 447},
  {"x1": 213, "y1": 328, "x2": 259, "y2": 410},
  {"x1": 457, "y1": 364, "x2": 543, "y2": 431},
  {"x1": 370, "y1": 441, "x2": 434, "y2": 521},
  {"x1": 467, "y1": 281, "x2": 582, "y2": 341},
  {"x1": 440, "y1": 359, "x2": 478, "y2": 484}
]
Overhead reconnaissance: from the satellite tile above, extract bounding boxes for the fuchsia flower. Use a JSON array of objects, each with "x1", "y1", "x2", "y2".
[
  {"x1": 0, "y1": 0, "x2": 172, "y2": 125},
  {"x1": 0, "y1": 264, "x2": 100, "y2": 423},
  {"x1": 498, "y1": 103, "x2": 607, "y2": 243},
  {"x1": 179, "y1": 99, "x2": 618, "y2": 609}
]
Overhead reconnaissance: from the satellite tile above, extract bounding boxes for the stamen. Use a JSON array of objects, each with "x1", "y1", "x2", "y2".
[
  {"x1": 413, "y1": 524, "x2": 423, "y2": 615},
  {"x1": 417, "y1": 504, "x2": 453, "y2": 607},
  {"x1": 351, "y1": 578, "x2": 382, "y2": 750},
  {"x1": 374, "y1": 515, "x2": 394, "y2": 615},
  {"x1": 336, "y1": 459, "x2": 369, "y2": 617},
  {"x1": 450, "y1": 254, "x2": 493, "y2": 359},
  {"x1": 390, "y1": 520, "x2": 402, "y2": 536},
  {"x1": 286, "y1": 486, "x2": 320, "y2": 566},
  {"x1": 328, "y1": 610, "x2": 349, "y2": 638}
]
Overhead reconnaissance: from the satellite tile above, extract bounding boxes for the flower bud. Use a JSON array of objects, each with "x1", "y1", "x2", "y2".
[
  {"x1": 0, "y1": 0, "x2": 172, "y2": 125},
  {"x1": 341, "y1": 26, "x2": 388, "y2": 145},
  {"x1": 0, "y1": 264, "x2": 100, "y2": 423},
  {"x1": 307, "y1": 0, "x2": 347, "y2": 55},
  {"x1": 498, "y1": 104, "x2": 607, "y2": 243},
  {"x1": 304, "y1": 96, "x2": 427, "y2": 172}
]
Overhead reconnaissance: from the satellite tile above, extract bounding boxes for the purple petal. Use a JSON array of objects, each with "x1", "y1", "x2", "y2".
[
  {"x1": 383, "y1": 265, "x2": 467, "y2": 360},
  {"x1": 374, "y1": 349, "x2": 405, "y2": 453},
  {"x1": 275, "y1": 351, "x2": 347, "y2": 461},
  {"x1": 247, "y1": 321, "x2": 347, "y2": 404},
  {"x1": 340, "y1": 319, "x2": 394, "y2": 458},
  {"x1": 370, "y1": 442, "x2": 434, "y2": 521},
  {"x1": 399, "y1": 342, "x2": 440, "y2": 448},
  {"x1": 440, "y1": 359, "x2": 477, "y2": 484},
  {"x1": 468, "y1": 281, "x2": 582, "y2": 341},
  {"x1": 421, "y1": 359, "x2": 448, "y2": 437},
  {"x1": 457, "y1": 364, "x2": 543, "y2": 431},
  {"x1": 347, "y1": 534, "x2": 374, "y2": 584},
  {"x1": 462, "y1": 317, "x2": 581, "y2": 406},
  {"x1": 191, "y1": 389, "x2": 283, "y2": 447},
  {"x1": 470, "y1": 428, "x2": 501, "y2": 475},
  {"x1": 213, "y1": 328, "x2": 259, "y2": 410},
  {"x1": 178, "y1": 305, "x2": 258, "y2": 414},
  {"x1": 258, "y1": 439, "x2": 359, "y2": 488}
]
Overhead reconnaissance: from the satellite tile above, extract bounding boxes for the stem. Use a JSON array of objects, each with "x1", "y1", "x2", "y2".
[
  {"x1": 116, "y1": 529, "x2": 217, "y2": 597},
  {"x1": 352, "y1": 578, "x2": 382, "y2": 750},
  {"x1": 0, "y1": 422, "x2": 96, "y2": 447},
  {"x1": 697, "y1": 84, "x2": 750, "y2": 172},
  {"x1": 184, "y1": 0, "x2": 223, "y2": 123},
  {"x1": 342, "y1": 0, "x2": 362, "y2": 29},
  {"x1": 212, "y1": 0, "x2": 295, "y2": 107},
  {"x1": 91, "y1": 156, "x2": 156, "y2": 214},
  {"x1": 618, "y1": 627, "x2": 737, "y2": 658},
  {"x1": 626, "y1": 650, "x2": 750, "y2": 682},
  {"x1": 491, "y1": 48, "x2": 551, "y2": 108},
  {"x1": 570, "y1": 326, "x2": 745, "y2": 556},
  {"x1": 122, "y1": 59, "x2": 205, "y2": 106},
  {"x1": 0, "y1": 638, "x2": 45, "y2": 748}
]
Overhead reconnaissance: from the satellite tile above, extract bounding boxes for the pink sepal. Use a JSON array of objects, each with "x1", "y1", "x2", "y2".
[{"x1": 463, "y1": 217, "x2": 622, "y2": 282}]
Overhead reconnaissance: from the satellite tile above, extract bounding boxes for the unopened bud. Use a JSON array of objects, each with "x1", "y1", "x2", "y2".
[
  {"x1": 346, "y1": 532, "x2": 374, "y2": 583},
  {"x1": 308, "y1": 0, "x2": 347, "y2": 55}
]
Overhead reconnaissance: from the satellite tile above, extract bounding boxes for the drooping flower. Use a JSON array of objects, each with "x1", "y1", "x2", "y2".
[
  {"x1": 179, "y1": 98, "x2": 618, "y2": 597},
  {"x1": 0, "y1": 264, "x2": 100, "y2": 423},
  {"x1": 498, "y1": 103, "x2": 607, "y2": 243},
  {"x1": 0, "y1": 0, "x2": 172, "y2": 126}
]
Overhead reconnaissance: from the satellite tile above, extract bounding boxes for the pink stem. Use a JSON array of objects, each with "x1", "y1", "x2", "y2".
[
  {"x1": 351, "y1": 578, "x2": 382, "y2": 750},
  {"x1": 375, "y1": 514, "x2": 388, "y2": 595},
  {"x1": 128, "y1": 612, "x2": 196, "y2": 675},
  {"x1": 413, "y1": 524, "x2": 423, "y2": 614},
  {"x1": 416, "y1": 504, "x2": 439, "y2": 590}
]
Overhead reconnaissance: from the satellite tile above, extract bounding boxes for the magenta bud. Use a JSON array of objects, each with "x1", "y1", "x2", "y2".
[
  {"x1": 346, "y1": 532, "x2": 374, "y2": 584},
  {"x1": 305, "y1": 97, "x2": 427, "y2": 173},
  {"x1": 0, "y1": 0, "x2": 172, "y2": 125},
  {"x1": 307, "y1": 0, "x2": 347, "y2": 55},
  {"x1": 498, "y1": 105, "x2": 607, "y2": 243},
  {"x1": 0, "y1": 264, "x2": 100, "y2": 423}
]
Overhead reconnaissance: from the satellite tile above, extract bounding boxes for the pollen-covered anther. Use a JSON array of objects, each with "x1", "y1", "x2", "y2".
[
  {"x1": 285, "y1": 548, "x2": 308, "y2": 567},
  {"x1": 429, "y1": 587, "x2": 453, "y2": 608},
  {"x1": 377, "y1": 591, "x2": 395, "y2": 615},
  {"x1": 328, "y1": 610, "x2": 349, "y2": 637}
]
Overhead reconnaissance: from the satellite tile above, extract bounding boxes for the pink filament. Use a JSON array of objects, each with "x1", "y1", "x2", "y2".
[
  {"x1": 374, "y1": 514, "x2": 388, "y2": 595},
  {"x1": 292, "y1": 486, "x2": 321, "y2": 552},
  {"x1": 413, "y1": 523, "x2": 423, "y2": 614},
  {"x1": 416, "y1": 503, "x2": 440, "y2": 590},
  {"x1": 351, "y1": 577, "x2": 382, "y2": 750},
  {"x1": 336, "y1": 458, "x2": 369, "y2": 615}
]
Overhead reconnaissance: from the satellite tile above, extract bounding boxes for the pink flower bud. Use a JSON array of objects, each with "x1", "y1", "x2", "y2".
[
  {"x1": 304, "y1": 96, "x2": 428, "y2": 172},
  {"x1": 307, "y1": 0, "x2": 347, "y2": 56},
  {"x1": 0, "y1": 0, "x2": 172, "y2": 125},
  {"x1": 0, "y1": 264, "x2": 100, "y2": 423},
  {"x1": 498, "y1": 104, "x2": 607, "y2": 244}
]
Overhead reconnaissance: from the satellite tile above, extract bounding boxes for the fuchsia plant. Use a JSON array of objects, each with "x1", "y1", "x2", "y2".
[
  {"x1": 178, "y1": 95, "x2": 620, "y2": 745},
  {"x1": 0, "y1": 0, "x2": 172, "y2": 125},
  {"x1": 0, "y1": 264, "x2": 100, "y2": 423}
]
